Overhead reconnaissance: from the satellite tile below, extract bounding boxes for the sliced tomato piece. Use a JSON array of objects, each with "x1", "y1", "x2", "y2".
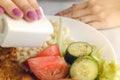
[
  {"x1": 28, "y1": 56, "x2": 69, "y2": 80},
  {"x1": 58, "y1": 79, "x2": 75, "y2": 80},
  {"x1": 35, "y1": 44, "x2": 60, "y2": 57}
]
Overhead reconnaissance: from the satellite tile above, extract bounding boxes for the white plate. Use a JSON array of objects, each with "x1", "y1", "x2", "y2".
[{"x1": 47, "y1": 16, "x2": 117, "y2": 62}]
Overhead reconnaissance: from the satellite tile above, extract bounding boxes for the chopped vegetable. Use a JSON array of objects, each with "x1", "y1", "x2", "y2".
[
  {"x1": 91, "y1": 46, "x2": 120, "y2": 80},
  {"x1": 27, "y1": 56, "x2": 69, "y2": 80},
  {"x1": 70, "y1": 56, "x2": 99, "y2": 80},
  {"x1": 25, "y1": 42, "x2": 120, "y2": 80},
  {"x1": 55, "y1": 18, "x2": 69, "y2": 56},
  {"x1": 59, "y1": 78, "x2": 76, "y2": 80},
  {"x1": 98, "y1": 61, "x2": 120, "y2": 80},
  {"x1": 35, "y1": 44, "x2": 60, "y2": 57},
  {"x1": 65, "y1": 42, "x2": 93, "y2": 64}
]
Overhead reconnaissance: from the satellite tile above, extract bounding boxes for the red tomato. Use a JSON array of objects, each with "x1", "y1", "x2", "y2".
[
  {"x1": 58, "y1": 79, "x2": 75, "y2": 80},
  {"x1": 35, "y1": 44, "x2": 60, "y2": 57},
  {"x1": 28, "y1": 56, "x2": 69, "y2": 80}
]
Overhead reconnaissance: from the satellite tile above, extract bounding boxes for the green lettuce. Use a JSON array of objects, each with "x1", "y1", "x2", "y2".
[
  {"x1": 92, "y1": 46, "x2": 120, "y2": 80},
  {"x1": 98, "y1": 60, "x2": 120, "y2": 80}
]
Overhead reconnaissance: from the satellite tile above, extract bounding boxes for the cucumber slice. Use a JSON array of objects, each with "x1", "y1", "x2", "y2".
[
  {"x1": 70, "y1": 56, "x2": 99, "y2": 80},
  {"x1": 65, "y1": 42, "x2": 93, "y2": 64}
]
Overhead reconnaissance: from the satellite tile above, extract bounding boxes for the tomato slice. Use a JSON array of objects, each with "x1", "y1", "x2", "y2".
[
  {"x1": 28, "y1": 56, "x2": 69, "y2": 80},
  {"x1": 59, "y1": 79, "x2": 75, "y2": 80},
  {"x1": 35, "y1": 44, "x2": 60, "y2": 57}
]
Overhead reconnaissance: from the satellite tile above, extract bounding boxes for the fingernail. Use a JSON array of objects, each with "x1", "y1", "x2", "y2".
[
  {"x1": 27, "y1": 11, "x2": 38, "y2": 20},
  {"x1": 12, "y1": 8, "x2": 23, "y2": 17},
  {"x1": 55, "y1": 13, "x2": 60, "y2": 16},
  {"x1": 0, "y1": 7, "x2": 4, "y2": 13},
  {"x1": 36, "y1": 9, "x2": 42, "y2": 19},
  {"x1": 72, "y1": 4, "x2": 76, "y2": 6}
]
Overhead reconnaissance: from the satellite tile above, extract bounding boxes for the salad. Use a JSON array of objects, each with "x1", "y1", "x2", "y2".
[
  {"x1": 25, "y1": 20, "x2": 120, "y2": 80},
  {"x1": 26, "y1": 42, "x2": 120, "y2": 80},
  {"x1": 0, "y1": 19, "x2": 119, "y2": 80}
]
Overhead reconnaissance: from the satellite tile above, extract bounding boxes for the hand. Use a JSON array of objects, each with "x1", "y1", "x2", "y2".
[
  {"x1": 56, "y1": 0, "x2": 120, "y2": 29},
  {"x1": 0, "y1": 0, "x2": 42, "y2": 22}
]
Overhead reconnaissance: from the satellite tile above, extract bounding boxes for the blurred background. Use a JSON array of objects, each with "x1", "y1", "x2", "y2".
[{"x1": 37, "y1": 0, "x2": 85, "y2": 15}]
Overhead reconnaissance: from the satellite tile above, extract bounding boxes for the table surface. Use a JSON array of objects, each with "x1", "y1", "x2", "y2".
[{"x1": 38, "y1": 0, "x2": 120, "y2": 65}]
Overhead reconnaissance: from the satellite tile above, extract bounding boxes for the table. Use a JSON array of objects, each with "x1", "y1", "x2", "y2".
[{"x1": 38, "y1": 0, "x2": 120, "y2": 65}]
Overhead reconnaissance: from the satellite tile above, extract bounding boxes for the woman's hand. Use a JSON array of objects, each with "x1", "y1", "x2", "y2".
[
  {"x1": 56, "y1": 0, "x2": 120, "y2": 29},
  {"x1": 0, "y1": 0, "x2": 42, "y2": 22}
]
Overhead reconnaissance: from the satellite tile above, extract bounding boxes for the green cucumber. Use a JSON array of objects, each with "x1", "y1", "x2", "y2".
[
  {"x1": 70, "y1": 56, "x2": 99, "y2": 80},
  {"x1": 65, "y1": 42, "x2": 93, "y2": 64}
]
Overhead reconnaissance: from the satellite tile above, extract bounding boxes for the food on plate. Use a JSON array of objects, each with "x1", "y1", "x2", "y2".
[
  {"x1": 0, "y1": 47, "x2": 36, "y2": 80},
  {"x1": 70, "y1": 56, "x2": 99, "y2": 80},
  {"x1": 35, "y1": 44, "x2": 60, "y2": 57},
  {"x1": 0, "y1": 20, "x2": 120, "y2": 80},
  {"x1": 27, "y1": 43, "x2": 69, "y2": 80},
  {"x1": 28, "y1": 56, "x2": 69, "y2": 80},
  {"x1": 65, "y1": 42, "x2": 93, "y2": 64},
  {"x1": 64, "y1": 41, "x2": 120, "y2": 80}
]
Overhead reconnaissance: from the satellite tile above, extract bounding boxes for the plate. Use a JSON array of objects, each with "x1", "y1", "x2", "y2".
[{"x1": 47, "y1": 16, "x2": 117, "y2": 62}]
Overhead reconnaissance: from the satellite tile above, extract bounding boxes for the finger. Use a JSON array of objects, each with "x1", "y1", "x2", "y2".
[
  {"x1": 91, "y1": 5, "x2": 102, "y2": 15},
  {"x1": 0, "y1": 6, "x2": 4, "y2": 14},
  {"x1": 12, "y1": 0, "x2": 38, "y2": 22},
  {"x1": 28, "y1": 0, "x2": 42, "y2": 19},
  {"x1": 80, "y1": 15, "x2": 101, "y2": 23},
  {"x1": 88, "y1": 0, "x2": 96, "y2": 7},
  {"x1": 56, "y1": 1, "x2": 88, "y2": 16},
  {"x1": 0, "y1": 0, "x2": 23, "y2": 19},
  {"x1": 72, "y1": 1, "x2": 88, "y2": 9},
  {"x1": 88, "y1": 21, "x2": 108, "y2": 30},
  {"x1": 55, "y1": 6, "x2": 74, "y2": 16},
  {"x1": 63, "y1": 8, "x2": 91, "y2": 18}
]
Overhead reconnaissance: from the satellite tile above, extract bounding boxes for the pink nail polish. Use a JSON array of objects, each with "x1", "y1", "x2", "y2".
[
  {"x1": 27, "y1": 11, "x2": 38, "y2": 20},
  {"x1": 0, "y1": 7, "x2": 4, "y2": 13},
  {"x1": 36, "y1": 9, "x2": 42, "y2": 19},
  {"x1": 12, "y1": 8, "x2": 23, "y2": 17}
]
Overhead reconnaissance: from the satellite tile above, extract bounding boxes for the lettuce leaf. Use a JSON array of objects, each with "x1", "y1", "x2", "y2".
[
  {"x1": 91, "y1": 46, "x2": 120, "y2": 80},
  {"x1": 98, "y1": 61, "x2": 120, "y2": 80}
]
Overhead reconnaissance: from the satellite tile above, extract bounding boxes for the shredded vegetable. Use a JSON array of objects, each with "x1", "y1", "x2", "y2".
[
  {"x1": 91, "y1": 47, "x2": 120, "y2": 80},
  {"x1": 55, "y1": 18, "x2": 69, "y2": 56}
]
